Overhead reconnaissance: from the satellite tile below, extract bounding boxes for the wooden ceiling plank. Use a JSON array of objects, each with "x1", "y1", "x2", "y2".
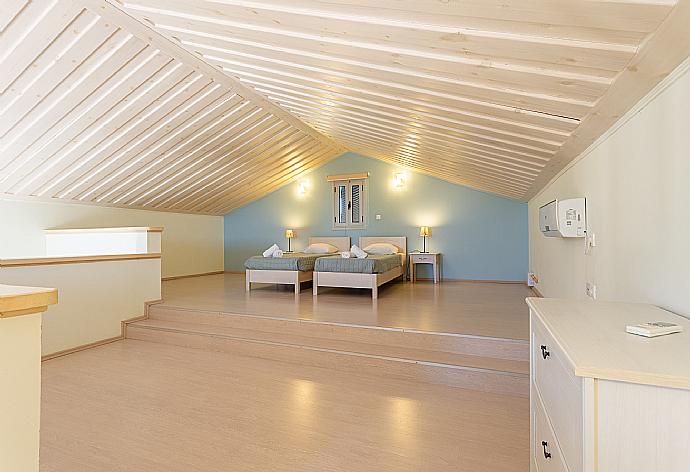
[
  {"x1": 1, "y1": 45, "x2": 176, "y2": 193},
  {"x1": 367, "y1": 155, "x2": 530, "y2": 197},
  {"x1": 178, "y1": 132, "x2": 316, "y2": 211},
  {"x1": 310, "y1": 120, "x2": 544, "y2": 175},
  {"x1": 0, "y1": 31, "x2": 148, "y2": 188},
  {"x1": 141, "y1": 113, "x2": 281, "y2": 207},
  {"x1": 219, "y1": 59, "x2": 590, "y2": 122},
  {"x1": 214, "y1": 147, "x2": 338, "y2": 213},
  {"x1": 149, "y1": 117, "x2": 287, "y2": 207},
  {"x1": 91, "y1": 0, "x2": 343, "y2": 152},
  {"x1": 0, "y1": 14, "x2": 120, "y2": 137},
  {"x1": 123, "y1": 1, "x2": 645, "y2": 72},
  {"x1": 196, "y1": 0, "x2": 674, "y2": 37},
  {"x1": 0, "y1": 0, "x2": 30, "y2": 33},
  {"x1": 161, "y1": 122, "x2": 300, "y2": 209},
  {"x1": 329, "y1": 132, "x2": 536, "y2": 187},
  {"x1": 308, "y1": 116, "x2": 544, "y2": 172},
  {"x1": 205, "y1": 51, "x2": 596, "y2": 119},
  {"x1": 282, "y1": 100, "x2": 557, "y2": 157},
  {"x1": 208, "y1": 145, "x2": 337, "y2": 213},
  {"x1": 0, "y1": 0, "x2": 69, "y2": 91},
  {"x1": 361, "y1": 153, "x2": 528, "y2": 197},
  {"x1": 9, "y1": 57, "x2": 194, "y2": 196},
  {"x1": 190, "y1": 0, "x2": 675, "y2": 34},
  {"x1": 249, "y1": 79, "x2": 572, "y2": 143},
  {"x1": 111, "y1": 101, "x2": 261, "y2": 204},
  {"x1": 104, "y1": 112, "x2": 292, "y2": 203},
  {"x1": 96, "y1": 95, "x2": 251, "y2": 204},
  {"x1": 227, "y1": 63, "x2": 581, "y2": 132},
  {"x1": 0, "y1": 6, "x2": 99, "y2": 116},
  {"x1": 74, "y1": 88, "x2": 236, "y2": 202},
  {"x1": 260, "y1": 86, "x2": 566, "y2": 149},
  {"x1": 292, "y1": 104, "x2": 554, "y2": 164},
  {"x1": 165, "y1": 24, "x2": 617, "y2": 88},
  {"x1": 525, "y1": 0, "x2": 690, "y2": 199},
  {"x1": 335, "y1": 133, "x2": 536, "y2": 185},
  {"x1": 201, "y1": 139, "x2": 324, "y2": 212}
]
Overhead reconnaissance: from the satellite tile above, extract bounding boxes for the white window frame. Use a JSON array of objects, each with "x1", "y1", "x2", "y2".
[{"x1": 332, "y1": 178, "x2": 367, "y2": 230}]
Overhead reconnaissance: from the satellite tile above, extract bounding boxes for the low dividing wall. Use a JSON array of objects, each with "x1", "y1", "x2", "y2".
[{"x1": 0, "y1": 254, "x2": 161, "y2": 356}]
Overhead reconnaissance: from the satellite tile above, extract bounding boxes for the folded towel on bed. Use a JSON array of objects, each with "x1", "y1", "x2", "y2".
[
  {"x1": 262, "y1": 244, "x2": 279, "y2": 257},
  {"x1": 273, "y1": 249, "x2": 284, "y2": 258},
  {"x1": 350, "y1": 245, "x2": 368, "y2": 259},
  {"x1": 340, "y1": 251, "x2": 351, "y2": 258}
]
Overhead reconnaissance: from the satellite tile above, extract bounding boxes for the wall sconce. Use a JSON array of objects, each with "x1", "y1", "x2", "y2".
[
  {"x1": 297, "y1": 182, "x2": 307, "y2": 195},
  {"x1": 393, "y1": 172, "x2": 406, "y2": 188}
]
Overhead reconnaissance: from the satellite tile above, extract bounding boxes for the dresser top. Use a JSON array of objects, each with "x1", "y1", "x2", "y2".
[{"x1": 527, "y1": 297, "x2": 690, "y2": 390}]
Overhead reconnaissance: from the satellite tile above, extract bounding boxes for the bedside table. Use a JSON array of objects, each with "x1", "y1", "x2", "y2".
[{"x1": 409, "y1": 253, "x2": 441, "y2": 283}]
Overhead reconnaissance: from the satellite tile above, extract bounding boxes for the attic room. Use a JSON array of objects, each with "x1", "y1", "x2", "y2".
[{"x1": 1, "y1": 1, "x2": 688, "y2": 471}]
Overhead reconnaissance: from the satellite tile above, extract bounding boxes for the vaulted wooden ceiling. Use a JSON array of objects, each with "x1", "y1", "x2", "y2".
[{"x1": 1, "y1": 0, "x2": 689, "y2": 214}]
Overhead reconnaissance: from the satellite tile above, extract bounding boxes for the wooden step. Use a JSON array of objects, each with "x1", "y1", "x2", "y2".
[
  {"x1": 127, "y1": 318, "x2": 529, "y2": 397},
  {"x1": 148, "y1": 304, "x2": 529, "y2": 361}
]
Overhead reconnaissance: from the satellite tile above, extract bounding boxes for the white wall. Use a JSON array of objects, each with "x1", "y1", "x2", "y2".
[
  {"x1": 0, "y1": 199, "x2": 224, "y2": 278},
  {"x1": 529, "y1": 60, "x2": 690, "y2": 318}
]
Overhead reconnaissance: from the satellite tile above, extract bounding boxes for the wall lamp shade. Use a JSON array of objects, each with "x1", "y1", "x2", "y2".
[
  {"x1": 419, "y1": 226, "x2": 431, "y2": 253},
  {"x1": 285, "y1": 229, "x2": 294, "y2": 252}
]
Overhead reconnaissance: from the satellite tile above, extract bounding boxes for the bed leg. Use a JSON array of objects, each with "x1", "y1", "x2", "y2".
[
  {"x1": 295, "y1": 273, "x2": 300, "y2": 295},
  {"x1": 313, "y1": 273, "x2": 318, "y2": 296},
  {"x1": 245, "y1": 270, "x2": 251, "y2": 292},
  {"x1": 372, "y1": 284, "x2": 378, "y2": 300}
]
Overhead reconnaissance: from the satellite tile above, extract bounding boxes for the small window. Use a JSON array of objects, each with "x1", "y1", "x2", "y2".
[{"x1": 332, "y1": 178, "x2": 367, "y2": 230}]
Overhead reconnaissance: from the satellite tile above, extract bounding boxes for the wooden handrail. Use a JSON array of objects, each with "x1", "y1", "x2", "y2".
[
  {"x1": 0, "y1": 253, "x2": 161, "y2": 268},
  {"x1": 44, "y1": 226, "x2": 163, "y2": 234},
  {"x1": 0, "y1": 284, "x2": 58, "y2": 318}
]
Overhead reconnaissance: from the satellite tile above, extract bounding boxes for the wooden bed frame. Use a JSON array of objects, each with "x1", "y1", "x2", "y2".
[
  {"x1": 313, "y1": 236, "x2": 407, "y2": 300},
  {"x1": 245, "y1": 236, "x2": 350, "y2": 294}
]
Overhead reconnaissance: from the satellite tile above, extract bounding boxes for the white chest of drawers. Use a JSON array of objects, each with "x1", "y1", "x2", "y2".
[{"x1": 527, "y1": 298, "x2": 690, "y2": 472}]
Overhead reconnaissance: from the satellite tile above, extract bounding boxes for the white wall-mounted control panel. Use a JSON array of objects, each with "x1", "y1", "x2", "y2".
[{"x1": 539, "y1": 198, "x2": 586, "y2": 238}]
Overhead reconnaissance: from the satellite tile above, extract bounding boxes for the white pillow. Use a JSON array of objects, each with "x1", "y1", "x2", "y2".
[
  {"x1": 304, "y1": 243, "x2": 339, "y2": 254},
  {"x1": 363, "y1": 243, "x2": 399, "y2": 255}
]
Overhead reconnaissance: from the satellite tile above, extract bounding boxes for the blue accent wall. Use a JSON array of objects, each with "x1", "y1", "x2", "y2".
[{"x1": 224, "y1": 152, "x2": 528, "y2": 280}]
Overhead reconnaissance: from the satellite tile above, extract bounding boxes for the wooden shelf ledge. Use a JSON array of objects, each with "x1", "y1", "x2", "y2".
[
  {"x1": 0, "y1": 284, "x2": 58, "y2": 318},
  {"x1": 44, "y1": 226, "x2": 163, "y2": 234},
  {"x1": 0, "y1": 253, "x2": 162, "y2": 268}
]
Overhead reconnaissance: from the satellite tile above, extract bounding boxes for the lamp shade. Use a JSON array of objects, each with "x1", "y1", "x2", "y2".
[
  {"x1": 419, "y1": 226, "x2": 431, "y2": 237},
  {"x1": 285, "y1": 229, "x2": 294, "y2": 239}
]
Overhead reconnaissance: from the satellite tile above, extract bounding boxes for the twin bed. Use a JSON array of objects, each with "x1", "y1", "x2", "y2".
[{"x1": 245, "y1": 236, "x2": 407, "y2": 299}]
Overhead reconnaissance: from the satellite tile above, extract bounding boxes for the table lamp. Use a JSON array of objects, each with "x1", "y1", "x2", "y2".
[
  {"x1": 285, "y1": 229, "x2": 294, "y2": 253},
  {"x1": 419, "y1": 226, "x2": 431, "y2": 253}
]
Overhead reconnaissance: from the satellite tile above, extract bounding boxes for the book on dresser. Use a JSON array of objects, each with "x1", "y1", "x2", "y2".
[{"x1": 527, "y1": 297, "x2": 690, "y2": 472}]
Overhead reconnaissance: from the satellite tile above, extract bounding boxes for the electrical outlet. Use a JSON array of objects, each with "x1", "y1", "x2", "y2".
[
  {"x1": 375, "y1": 214, "x2": 382, "y2": 220},
  {"x1": 585, "y1": 282, "x2": 597, "y2": 300}
]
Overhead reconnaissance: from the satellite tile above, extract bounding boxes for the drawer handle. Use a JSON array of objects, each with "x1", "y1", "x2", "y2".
[
  {"x1": 540, "y1": 345, "x2": 550, "y2": 360},
  {"x1": 541, "y1": 441, "x2": 552, "y2": 459}
]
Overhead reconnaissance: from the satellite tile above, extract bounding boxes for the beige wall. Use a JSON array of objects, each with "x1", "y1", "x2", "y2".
[
  {"x1": 0, "y1": 314, "x2": 42, "y2": 472},
  {"x1": 0, "y1": 199, "x2": 224, "y2": 278},
  {"x1": 529, "y1": 60, "x2": 690, "y2": 318},
  {"x1": 0, "y1": 259, "x2": 161, "y2": 355}
]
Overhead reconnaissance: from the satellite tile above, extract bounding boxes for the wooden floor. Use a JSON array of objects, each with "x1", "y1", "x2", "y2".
[
  {"x1": 163, "y1": 273, "x2": 533, "y2": 340},
  {"x1": 41, "y1": 340, "x2": 529, "y2": 472}
]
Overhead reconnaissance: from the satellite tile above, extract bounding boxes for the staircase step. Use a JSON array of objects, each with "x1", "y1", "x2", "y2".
[
  {"x1": 148, "y1": 305, "x2": 528, "y2": 361},
  {"x1": 127, "y1": 318, "x2": 529, "y2": 397}
]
